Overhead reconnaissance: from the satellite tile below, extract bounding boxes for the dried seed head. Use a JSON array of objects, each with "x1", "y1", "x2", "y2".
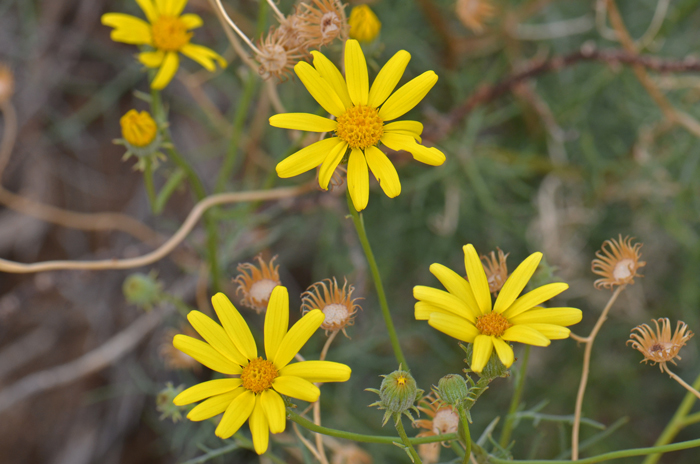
[
  {"x1": 278, "y1": 13, "x2": 305, "y2": 51},
  {"x1": 591, "y1": 235, "x2": 646, "y2": 290},
  {"x1": 256, "y1": 26, "x2": 305, "y2": 81},
  {"x1": 414, "y1": 393, "x2": 460, "y2": 462},
  {"x1": 301, "y1": 277, "x2": 361, "y2": 337},
  {"x1": 297, "y1": 0, "x2": 348, "y2": 50},
  {"x1": 455, "y1": 0, "x2": 495, "y2": 33},
  {"x1": 481, "y1": 248, "x2": 509, "y2": 294},
  {"x1": 627, "y1": 318, "x2": 694, "y2": 371},
  {"x1": 0, "y1": 64, "x2": 14, "y2": 104},
  {"x1": 233, "y1": 254, "x2": 282, "y2": 313}
]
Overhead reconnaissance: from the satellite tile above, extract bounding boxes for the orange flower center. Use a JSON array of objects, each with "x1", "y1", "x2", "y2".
[
  {"x1": 336, "y1": 105, "x2": 383, "y2": 150},
  {"x1": 241, "y1": 357, "x2": 278, "y2": 393},
  {"x1": 475, "y1": 312, "x2": 512, "y2": 337},
  {"x1": 151, "y1": 16, "x2": 192, "y2": 51}
]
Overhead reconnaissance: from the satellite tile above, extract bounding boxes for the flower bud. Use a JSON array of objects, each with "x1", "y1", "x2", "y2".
[
  {"x1": 156, "y1": 382, "x2": 186, "y2": 422},
  {"x1": 461, "y1": 342, "x2": 510, "y2": 380},
  {"x1": 349, "y1": 5, "x2": 381, "y2": 43},
  {"x1": 437, "y1": 374, "x2": 470, "y2": 407},
  {"x1": 367, "y1": 367, "x2": 424, "y2": 425},
  {"x1": 123, "y1": 272, "x2": 162, "y2": 310}
]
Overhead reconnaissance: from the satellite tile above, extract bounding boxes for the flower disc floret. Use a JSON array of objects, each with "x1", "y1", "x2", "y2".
[
  {"x1": 241, "y1": 358, "x2": 278, "y2": 393},
  {"x1": 475, "y1": 312, "x2": 512, "y2": 337},
  {"x1": 151, "y1": 16, "x2": 192, "y2": 51},
  {"x1": 336, "y1": 105, "x2": 383, "y2": 150}
]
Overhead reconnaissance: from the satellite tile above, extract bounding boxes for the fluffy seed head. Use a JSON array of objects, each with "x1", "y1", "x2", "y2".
[
  {"x1": 591, "y1": 235, "x2": 646, "y2": 290},
  {"x1": 627, "y1": 318, "x2": 694, "y2": 371},
  {"x1": 257, "y1": 26, "x2": 305, "y2": 81},
  {"x1": 297, "y1": 0, "x2": 348, "y2": 49},
  {"x1": 234, "y1": 254, "x2": 282, "y2": 313}
]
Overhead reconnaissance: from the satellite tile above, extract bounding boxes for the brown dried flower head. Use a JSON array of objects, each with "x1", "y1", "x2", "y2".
[
  {"x1": 591, "y1": 235, "x2": 646, "y2": 289},
  {"x1": 160, "y1": 325, "x2": 201, "y2": 371},
  {"x1": 301, "y1": 277, "x2": 361, "y2": 337},
  {"x1": 481, "y1": 248, "x2": 509, "y2": 294},
  {"x1": 455, "y1": 0, "x2": 495, "y2": 33},
  {"x1": 330, "y1": 443, "x2": 372, "y2": 464},
  {"x1": 256, "y1": 27, "x2": 305, "y2": 81},
  {"x1": 627, "y1": 318, "x2": 694, "y2": 371},
  {"x1": 277, "y1": 12, "x2": 305, "y2": 52},
  {"x1": 414, "y1": 393, "x2": 460, "y2": 463},
  {"x1": 233, "y1": 254, "x2": 282, "y2": 313},
  {"x1": 297, "y1": 0, "x2": 348, "y2": 50},
  {"x1": 0, "y1": 64, "x2": 14, "y2": 104}
]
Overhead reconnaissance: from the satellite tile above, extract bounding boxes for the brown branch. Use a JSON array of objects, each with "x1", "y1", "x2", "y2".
[{"x1": 431, "y1": 47, "x2": 700, "y2": 141}]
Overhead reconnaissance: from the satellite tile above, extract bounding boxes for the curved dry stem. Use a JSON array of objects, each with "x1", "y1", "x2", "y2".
[
  {"x1": 0, "y1": 184, "x2": 312, "y2": 273},
  {"x1": 212, "y1": 0, "x2": 261, "y2": 55},
  {"x1": 663, "y1": 364, "x2": 700, "y2": 400},
  {"x1": 208, "y1": 0, "x2": 260, "y2": 71},
  {"x1": 0, "y1": 99, "x2": 17, "y2": 178}
]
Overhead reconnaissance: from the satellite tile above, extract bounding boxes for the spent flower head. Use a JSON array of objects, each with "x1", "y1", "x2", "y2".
[
  {"x1": 172, "y1": 287, "x2": 351, "y2": 454},
  {"x1": 233, "y1": 254, "x2": 282, "y2": 313},
  {"x1": 102, "y1": 0, "x2": 226, "y2": 89},
  {"x1": 414, "y1": 392, "x2": 459, "y2": 463},
  {"x1": 367, "y1": 367, "x2": 423, "y2": 426},
  {"x1": 270, "y1": 39, "x2": 446, "y2": 211},
  {"x1": 455, "y1": 0, "x2": 495, "y2": 33},
  {"x1": 592, "y1": 235, "x2": 646, "y2": 290},
  {"x1": 415, "y1": 244, "x2": 582, "y2": 373},
  {"x1": 296, "y1": 0, "x2": 349, "y2": 50},
  {"x1": 349, "y1": 5, "x2": 381, "y2": 42},
  {"x1": 301, "y1": 277, "x2": 361, "y2": 337},
  {"x1": 627, "y1": 318, "x2": 694, "y2": 371},
  {"x1": 481, "y1": 248, "x2": 509, "y2": 295}
]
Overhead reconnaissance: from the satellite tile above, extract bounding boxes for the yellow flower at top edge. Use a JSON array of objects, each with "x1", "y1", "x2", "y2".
[
  {"x1": 349, "y1": 5, "x2": 381, "y2": 42},
  {"x1": 269, "y1": 39, "x2": 446, "y2": 211},
  {"x1": 172, "y1": 286, "x2": 351, "y2": 454},
  {"x1": 102, "y1": 0, "x2": 227, "y2": 90},
  {"x1": 414, "y1": 244, "x2": 582, "y2": 373}
]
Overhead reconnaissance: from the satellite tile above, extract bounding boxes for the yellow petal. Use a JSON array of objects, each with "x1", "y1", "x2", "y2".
[
  {"x1": 174, "y1": 378, "x2": 242, "y2": 405},
  {"x1": 151, "y1": 51, "x2": 179, "y2": 89},
  {"x1": 250, "y1": 395, "x2": 270, "y2": 455},
  {"x1": 311, "y1": 51, "x2": 352, "y2": 109},
  {"x1": 428, "y1": 312, "x2": 479, "y2": 343},
  {"x1": 502, "y1": 325, "x2": 550, "y2": 347},
  {"x1": 272, "y1": 309, "x2": 324, "y2": 369},
  {"x1": 365, "y1": 146, "x2": 400, "y2": 198},
  {"x1": 318, "y1": 141, "x2": 349, "y2": 190},
  {"x1": 413, "y1": 285, "x2": 476, "y2": 322},
  {"x1": 264, "y1": 286, "x2": 289, "y2": 361},
  {"x1": 493, "y1": 252, "x2": 542, "y2": 314},
  {"x1": 172, "y1": 335, "x2": 242, "y2": 375},
  {"x1": 463, "y1": 244, "x2": 492, "y2": 315},
  {"x1": 524, "y1": 323, "x2": 571, "y2": 340},
  {"x1": 186, "y1": 311, "x2": 248, "y2": 366},
  {"x1": 276, "y1": 137, "x2": 344, "y2": 179},
  {"x1": 414, "y1": 301, "x2": 453, "y2": 320},
  {"x1": 491, "y1": 337, "x2": 514, "y2": 367},
  {"x1": 135, "y1": 0, "x2": 158, "y2": 22},
  {"x1": 211, "y1": 293, "x2": 258, "y2": 360},
  {"x1": 280, "y1": 361, "x2": 351, "y2": 383},
  {"x1": 215, "y1": 390, "x2": 256, "y2": 439},
  {"x1": 187, "y1": 388, "x2": 244, "y2": 421},
  {"x1": 380, "y1": 132, "x2": 445, "y2": 166},
  {"x1": 368, "y1": 50, "x2": 411, "y2": 108},
  {"x1": 295, "y1": 61, "x2": 346, "y2": 117},
  {"x1": 269, "y1": 113, "x2": 338, "y2": 132},
  {"x1": 509, "y1": 307, "x2": 582, "y2": 326},
  {"x1": 138, "y1": 50, "x2": 165, "y2": 68},
  {"x1": 428, "y1": 263, "x2": 481, "y2": 320},
  {"x1": 101, "y1": 13, "x2": 152, "y2": 45},
  {"x1": 180, "y1": 13, "x2": 203, "y2": 29},
  {"x1": 348, "y1": 148, "x2": 369, "y2": 211},
  {"x1": 261, "y1": 390, "x2": 287, "y2": 434},
  {"x1": 383, "y1": 120, "x2": 423, "y2": 141},
  {"x1": 181, "y1": 43, "x2": 226, "y2": 72},
  {"x1": 378, "y1": 70, "x2": 438, "y2": 121},
  {"x1": 273, "y1": 375, "x2": 320, "y2": 402},
  {"x1": 471, "y1": 335, "x2": 494, "y2": 373},
  {"x1": 501, "y1": 283, "x2": 569, "y2": 319},
  {"x1": 157, "y1": 0, "x2": 186, "y2": 16},
  {"x1": 345, "y1": 39, "x2": 369, "y2": 106}
]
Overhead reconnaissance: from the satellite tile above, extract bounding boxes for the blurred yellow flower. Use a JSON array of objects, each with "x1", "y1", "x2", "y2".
[
  {"x1": 172, "y1": 287, "x2": 351, "y2": 454},
  {"x1": 349, "y1": 5, "x2": 381, "y2": 42},
  {"x1": 102, "y1": 0, "x2": 226, "y2": 89},
  {"x1": 269, "y1": 39, "x2": 445, "y2": 211},
  {"x1": 121, "y1": 110, "x2": 158, "y2": 147},
  {"x1": 414, "y1": 244, "x2": 581, "y2": 373}
]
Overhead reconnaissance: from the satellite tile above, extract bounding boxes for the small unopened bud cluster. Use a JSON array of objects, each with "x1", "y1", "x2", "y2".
[
  {"x1": 123, "y1": 271, "x2": 163, "y2": 310},
  {"x1": 367, "y1": 367, "x2": 424, "y2": 426}
]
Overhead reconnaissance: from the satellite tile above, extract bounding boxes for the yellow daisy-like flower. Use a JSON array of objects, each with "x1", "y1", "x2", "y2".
[
  {"x1": 102, "y1": 0, "x2": 226, "y2": 90},
  {"x1": 172, "y1": 287, "x2": 351, "y2": 454},
  {"x1": 414, "y1": 244, "x2": 582, "y2": 373},
  {"x1": 269, "y1": 39, "x2": 445, "y2": 211}
]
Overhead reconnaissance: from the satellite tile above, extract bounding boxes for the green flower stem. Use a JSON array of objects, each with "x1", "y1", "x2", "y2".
[
  {"x1": 457, "y1": 406, "x2": 472, "y2": 464},
  {"x1": 641, "y1": 370, "x2": 700, "y2": 464},
  {"x1": 395, "y1": 416, "x2": 423, "y2": 463},
  {"x1": 499, "y1": 345, "x2": 530, "y2": 447},
  {"x1": 486, "y1": 438, "x2": 700, "y2": 464},
  {"x1": 154, "y1": 167, "x2": 185, "y2": 214},
  {"x1": 288, "y1": 410, "x2": 457, "y2": 445},
  {"x1": 215, "y1": 72, "x2": 257, "y2": 193},
  {"x1": 346, "y1": 189, "x2": 408, "y2": 370},
  {"x1": 150, "y1": 89, "x2": 221, "y2": 292},
  {"x1": 143, "y1": 158, "x2": 157, "y2": 213}
]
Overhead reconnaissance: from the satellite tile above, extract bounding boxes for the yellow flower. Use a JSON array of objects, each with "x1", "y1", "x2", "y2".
[
  {"x1": 102, "y1": 0, "x2": 226, "y2": 89},
  {"x1": 121, "y1": 110, "x2": 158, "y2": 147},
  {"x1": 269, "y1": 39, "x2": 445, "y2": 211},
  {"x1": 349, "y1": 5, "x2": 381, "y2": 42},
  {"x1": 414, "y1": 244, "x2": 582, "y2": 373},
  {"x1": 172, "y1": 287, "x2": 351, "y2": 454}
]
